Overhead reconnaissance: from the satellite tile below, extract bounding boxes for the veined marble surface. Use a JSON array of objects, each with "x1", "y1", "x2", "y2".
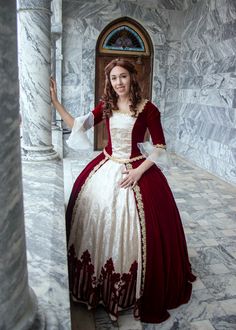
[
  {"x1": 175, "y1": 0, "x2": 236, "y2": 185},
  {"x1": 17, "y1": 0, "x2": 57, "y2": 160},
  {"x1": 0, "y1": 1, "x2": 38, "y2": 329},
  {"x1": 22, "y1": 130, "x2": 71, "y2": 329}
]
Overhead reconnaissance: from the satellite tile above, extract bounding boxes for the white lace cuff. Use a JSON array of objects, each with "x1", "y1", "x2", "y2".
[
  {"x1": 66, "y1": 112, "x2": 94, "y2": 150},
  {"x1": 137, "y1": 141, "x2": 171, "y2": 171}
]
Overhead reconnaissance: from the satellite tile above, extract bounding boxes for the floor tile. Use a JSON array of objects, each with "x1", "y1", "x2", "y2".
[
  {"x1": 190, "y1": 320, "x2": 215, "y2": 330},
  {"x1": 219, "y1": 298, "x2": 236, "y2": 315}
]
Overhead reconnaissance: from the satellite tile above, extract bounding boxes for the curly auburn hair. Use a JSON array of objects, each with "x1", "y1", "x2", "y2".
[{"x1": 101, "y1": 58, "x2": 142, "y2": 118}]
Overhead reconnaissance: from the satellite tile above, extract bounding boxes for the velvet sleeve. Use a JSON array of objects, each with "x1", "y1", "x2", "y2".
[
  {"x1": 145, "y1": 102, "x2": 166, "y2": 147},
  {"x1": 138, "y1": 102, "x2": 171, "y2": 171},
  {"x1": 92, "y1": 101, "x2": 104, "y2": 126}
]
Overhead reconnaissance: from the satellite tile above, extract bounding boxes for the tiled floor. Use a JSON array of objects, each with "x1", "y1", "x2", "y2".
[{"x1": 64, "y1": 153, "x2": 236, "y2": 330}]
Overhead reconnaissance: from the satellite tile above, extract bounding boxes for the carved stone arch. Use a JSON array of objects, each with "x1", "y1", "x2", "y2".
[{"x1": 94, "y1": 17, "x2": 153, "y2": 150}]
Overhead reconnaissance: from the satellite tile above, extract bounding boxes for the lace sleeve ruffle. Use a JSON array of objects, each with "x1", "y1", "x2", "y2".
[
  {"x1": 137, "y1": 141, "x2": 172, "y2": 171},
  {"x1": 66, "y1": 112, "x2": 94, "y2": 150}
]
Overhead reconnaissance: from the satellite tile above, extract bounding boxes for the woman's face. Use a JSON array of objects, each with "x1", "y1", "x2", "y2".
[{"x1": 109, "y1": 66, "x2": 131, "y2": 98}]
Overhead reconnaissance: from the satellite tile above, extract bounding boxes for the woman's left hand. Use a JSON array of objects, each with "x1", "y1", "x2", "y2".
[{"x1": 119, "y1": 167, "x2": 143, "y2": 189}]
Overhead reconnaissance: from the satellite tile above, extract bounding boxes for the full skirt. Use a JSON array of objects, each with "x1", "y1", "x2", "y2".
[{"x1": 66, "y1": 153, "x2": 196, "y2": 323}]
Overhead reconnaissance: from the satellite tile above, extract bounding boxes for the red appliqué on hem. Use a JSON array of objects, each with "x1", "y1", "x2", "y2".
[{"x1": 68, "y1": 245, "x2": 140, "y2": 320}]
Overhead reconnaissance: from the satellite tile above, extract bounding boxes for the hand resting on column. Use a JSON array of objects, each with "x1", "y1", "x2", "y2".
[{"x1": 50, "y1": 78, "x2": 74, "y2": 129}]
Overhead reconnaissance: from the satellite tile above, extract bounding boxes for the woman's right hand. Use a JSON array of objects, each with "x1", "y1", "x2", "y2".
[
  {"x1": 49, "y1": 77, "x2": 74, "y2": 128},
  {"x1": 50, "y1": 77, "x2": 58, "y2": 105}
]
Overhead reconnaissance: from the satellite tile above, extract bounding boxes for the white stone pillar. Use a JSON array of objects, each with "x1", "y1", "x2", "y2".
[
  {"x1": 51, "y1": 0, "x2": 63, "y2": 130},
  {"x1": 0, "y1": 1, "x2": 39, "y2": 329},
  {"x1": 17, "y1": 0, "x2": 58, "y2": 160}
]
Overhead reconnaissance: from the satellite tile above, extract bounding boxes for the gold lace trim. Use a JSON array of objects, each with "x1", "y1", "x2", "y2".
[
  {"x1": 71, "y1": 157, "x2": 108, "y2": 228},
  {"x1": 126, "y1": 163, "x2": 146, "y2": 295},
  {"x1": 137, "y1": 98, "x2": 149, "y2": 115},
  {"x1": 155, "y1": 143, "x2": 166, "y2": 149},
  {"x1": 103, "y1": 148, "x2": 145, "y2": 164}
]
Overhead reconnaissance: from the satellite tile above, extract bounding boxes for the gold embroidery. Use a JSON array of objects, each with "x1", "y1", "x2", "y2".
[
  {"x1": 136, "y1": 98, "x2": 149, "y2": 115},
  {"x1": 126, "y1": 163, "x2": 146, "y2": 295},
  {"x1": 103, "y1": 148, "x2": 145, "y2": 164},
  {"x1": 71, "y1": 157, "x2": 108, "y2": 228},
  {"x1": 155, "y1": 143, "x2": 166, "y2": 149}
]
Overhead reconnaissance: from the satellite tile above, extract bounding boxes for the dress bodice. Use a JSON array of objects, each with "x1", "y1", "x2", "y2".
[
  {"x1": 109, "y1": 112, "x2": 136, "y2": 159},
  {"x1": 67, "y1": 99, "x2": 166, "y2": 162}
]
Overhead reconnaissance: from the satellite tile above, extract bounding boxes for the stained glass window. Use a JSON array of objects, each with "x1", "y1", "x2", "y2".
[{"x1": 103, "y1": 25, "x2": 145, "y2": 52}]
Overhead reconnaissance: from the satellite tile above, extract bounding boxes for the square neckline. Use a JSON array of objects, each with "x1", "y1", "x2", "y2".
[{"x1": 112, "y1": 99, "x2": 149, "y2": 117}]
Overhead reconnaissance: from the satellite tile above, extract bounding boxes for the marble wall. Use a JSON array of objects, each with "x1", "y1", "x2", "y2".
[{"x1": 175, "y1": 0, "x2": 236, "y2": 185}]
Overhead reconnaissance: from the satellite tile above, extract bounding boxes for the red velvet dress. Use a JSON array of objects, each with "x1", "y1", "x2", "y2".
[{"x1": 66, "y1": 100, "x2": 196, "y2": 323}]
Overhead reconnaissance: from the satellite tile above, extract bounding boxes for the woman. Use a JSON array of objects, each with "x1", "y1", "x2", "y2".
[{"x1": 50, "y1": 58, "x2": 196, "y2": 324}]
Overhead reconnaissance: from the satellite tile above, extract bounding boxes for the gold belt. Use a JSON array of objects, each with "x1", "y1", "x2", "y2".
[{"x1": 103, "y1": 148, "x2": 145, "y2": 164}]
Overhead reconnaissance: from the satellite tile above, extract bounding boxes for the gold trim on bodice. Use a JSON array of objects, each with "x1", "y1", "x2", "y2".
[{"x1": 103, "y1": 148, "x2": 145, "y2": 164}]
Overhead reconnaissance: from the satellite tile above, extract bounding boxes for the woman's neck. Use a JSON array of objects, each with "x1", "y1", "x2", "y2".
[{"x1": 117, "y1": 96, "x2": 130, "y2": 105}]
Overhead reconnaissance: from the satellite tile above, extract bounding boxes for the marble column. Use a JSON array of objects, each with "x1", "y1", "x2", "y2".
[
  {"x1": 17, "y1": 0, "x2": 58, "y2": 160},
  {"x1": 0, "y1": 1, "x2": 39, "y2": 329},
  {"x1": 51, "y1": 0, "x2": 63, "y2": 130},
  {"x1": 51, "y1": 40, "x2": 57, "y2": 128}
]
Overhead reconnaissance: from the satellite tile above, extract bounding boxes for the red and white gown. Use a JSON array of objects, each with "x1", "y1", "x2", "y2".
[{"x1": 66, "y1": 99, "x2": 196, "y2": 323}]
